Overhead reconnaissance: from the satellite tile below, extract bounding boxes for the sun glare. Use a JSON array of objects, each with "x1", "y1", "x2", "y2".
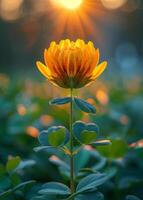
[
  {"x1": 49, "y1": 0, "x2": 106, "y2": 39},
  {"x1": 57, "y1": 0, "x2": 83, "y2": 10}
]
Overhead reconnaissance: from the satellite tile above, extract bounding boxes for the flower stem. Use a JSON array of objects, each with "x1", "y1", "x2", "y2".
[{"x1": 70, "y1": 88, "x2": 75, "y2": 194}]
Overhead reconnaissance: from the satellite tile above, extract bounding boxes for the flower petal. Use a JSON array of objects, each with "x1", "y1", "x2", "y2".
[
  {"x1": 36, "y1": 61, "x2": 51, "y2": 78},
  {"x1": 92, "y1": 61, "x2": 107, "y2": 79},
  {"x1": 36, "y1": 40, "x2": 107, "y2": 89}
]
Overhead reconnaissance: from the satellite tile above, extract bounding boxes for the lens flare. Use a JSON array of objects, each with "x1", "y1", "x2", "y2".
[
  {"x1": 57, "y1": 0, "x2": 83, "y2": 10},
  {"x1": 49, "y1": 0, "x2": 105, "y2": 39}
]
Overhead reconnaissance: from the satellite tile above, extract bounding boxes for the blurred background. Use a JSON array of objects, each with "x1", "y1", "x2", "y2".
[
  {"x1": 0, "y1": 1, "x2": 143, "y2": 199},
  {"x1": 0, "y1": 0, "x2": 143, "y2": 77}
]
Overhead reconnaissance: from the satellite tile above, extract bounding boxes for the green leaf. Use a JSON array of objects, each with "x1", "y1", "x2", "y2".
[
  {"x1": 38, "y1": 126, "x2": 69, "y2": 147},
  {"x1": 81, "y1": 131, "x2": 97, "y2": 144},
  {"x1": 6, "y1": 156, "x2": 21, "y2": 173},
  {"x1": 97, "y1": 139, "x2": 128, "y2": 159},
  {"x1": 38, "y1": 182, "x2": 71, "y2": 196},
  {"x1": 75, "y1": 191, "x2": 104, "y2": 200},
  {"x1": 105, "y1": 167, "x2": 117, "y2": 179},
  {"x1": 13, "y1": 180, "x2": 36, "y2": 192},
  {"x1": 0, "y1": 189, "x2": 12, "y2": 199},
  {"x1": 49, "y1": 97, "x2": 71, "y2": 105},
  {"x1": 76, "y1": 173, "x2": 107, "y2": 193},
  {"x1": 49, "y1": 156, "x2": 70, "y2": 171},
  {"x1": 49, "y1": 156, "x2": 70, "y2": 178},
  {"x1": 74, "y1": 98, "x2": 96, "y2": 114},
  {"x1": 38, "y1": 130, "x2": 51, "y2": 146},
  {"x1": 34, "y1": 146, "x2": 53, "y2": 152},
  {"x1": 48, "y1": 127, "x2": 66, "y2": 147},
  {"x1": 126, "y1": 195, "x2": 140, "y2": 200},
  {"x1": 91, "y1": 140, "x2": 111, "y2": 147},
  {"x1": 74, "y1": 150, "x2": 90, "y2": 175},
  {"x1": 17, "y1": 160, "x2": 35, "y2": 169},
  {"x1": 93, "y1": 158, "x2": 107, "y2": 171},
  {"x1": 73, "y1": 121, "x2": 99, "y2": 144}
]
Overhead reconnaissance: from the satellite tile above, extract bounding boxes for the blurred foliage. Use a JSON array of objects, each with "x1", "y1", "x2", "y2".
[{"x1": 0, "y1": 74, "x2": 143, "y2": 199}]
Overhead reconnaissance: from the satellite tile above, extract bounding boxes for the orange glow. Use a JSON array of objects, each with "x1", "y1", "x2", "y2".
[
  {"x1": 86, "y1": 98, "x2": 95, "y2": 105},
  {"x1": 56, "y1": 0, "x2": 83, "y2": 10},
  {"x1": 0, "y1": 0, "x2": 23, "y2": 21},
  {"x1": 96, "y1": 89, "x2": 109, "y2": 105},
  {"x1": 49, "y1": 0, "x2": 105, "y2": 38},
  {"x1": 82, "y1": 113, "x2": 89, "y2": 123},
  {"x1": 36, "y1": 39, "x2": 107, "y2": 89},
  {"x1": 101, "y1": 0, "x2": 127, "y2": 10},
  {"x1": 17, "y1": 104, "x2": 27, "y2": 116},
  {"x1": 84, "y1": 145, "x2": 93, "y2": 151},
  {"x1": 40, "y1": 115, "x2": 53, "y2": 126},
  {"x1": 49, "y1": 155, "x2": 59, "y2": 161},
  {"x1": 130, "y1": 140, "x2": 143, "y2": 148},
  {"x1": 0, "y1": 73, "x2": 9, "y2": 88},
  {"x1": 26, "y1": 126, "x2": 39, "y2": 138}
]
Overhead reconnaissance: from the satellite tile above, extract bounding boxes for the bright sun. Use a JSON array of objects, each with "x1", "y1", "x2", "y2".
[
  {"x1": 57, "y1": 0, "x2": 83, "y2": 10},
  {"x1": 50, "y1": 0, "x2": 106, "y2": 39}
]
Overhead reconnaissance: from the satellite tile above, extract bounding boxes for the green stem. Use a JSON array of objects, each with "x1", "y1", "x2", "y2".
[{"x1": 70, "y1": 88, "x2": 75, "y2": 194}]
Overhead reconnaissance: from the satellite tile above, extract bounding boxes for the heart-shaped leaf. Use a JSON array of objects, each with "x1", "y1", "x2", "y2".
[
  {"x1": 38, "y1": 126, "x2": 69, "y2": 147},
  {"x1": 81, "y1": 131, "x2": 97, "y2": 144},
  {"x1": 49, "y1": 97, "x2": 71, "y2": 105},
  {"x1": 97, "y1": 139, "x2": 128, "y2": 159},
  {"x1": 38, "y1": 182, "x2": 71, "y2": 196},
  {"x1": 48, "y1": 128, "x2": 66, "y2": 146},
  {"x1": 73, "y1": 121, "x2": 99, "y2": 144},
  {"x1": 74, "y1": 98, "x2": 96, "y2": 114}
]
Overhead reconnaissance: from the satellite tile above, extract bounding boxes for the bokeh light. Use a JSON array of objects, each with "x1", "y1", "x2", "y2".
[
  {"x1": 49, "y1": 0, "x2": 106, "y2": 39},
  {"x1": 96, "y1": 89, "x2": 109, "y2": 105},
  {"x1": 17, "y1": 104, "x2": 27, "y2": 116},
  {"x1": 40, "y1": 115, "x2": 53, "y2": 126},
  {"x1": 115, "y1": 42, "x2": 139, "y2": 72},
  {"x1": 55, "y1": 0, "x2": 83, "y2": 10},
  {"x1": 0, "y1": 0, "x2": 23, "y2": 21},
  {"x1": 101, "y1": 0, "x2": 127, "y2": 9},
  {"x1": 26, "y1": 126, "x2": 39, "y2": 138},
  {"x1": 0, "y1": 1, "x2": 143, "y2": 199}
]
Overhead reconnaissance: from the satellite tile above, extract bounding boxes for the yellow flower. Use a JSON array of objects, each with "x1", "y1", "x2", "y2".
[{"x1": 36, "y1": 39, "x2": 107, "y2": 89}]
